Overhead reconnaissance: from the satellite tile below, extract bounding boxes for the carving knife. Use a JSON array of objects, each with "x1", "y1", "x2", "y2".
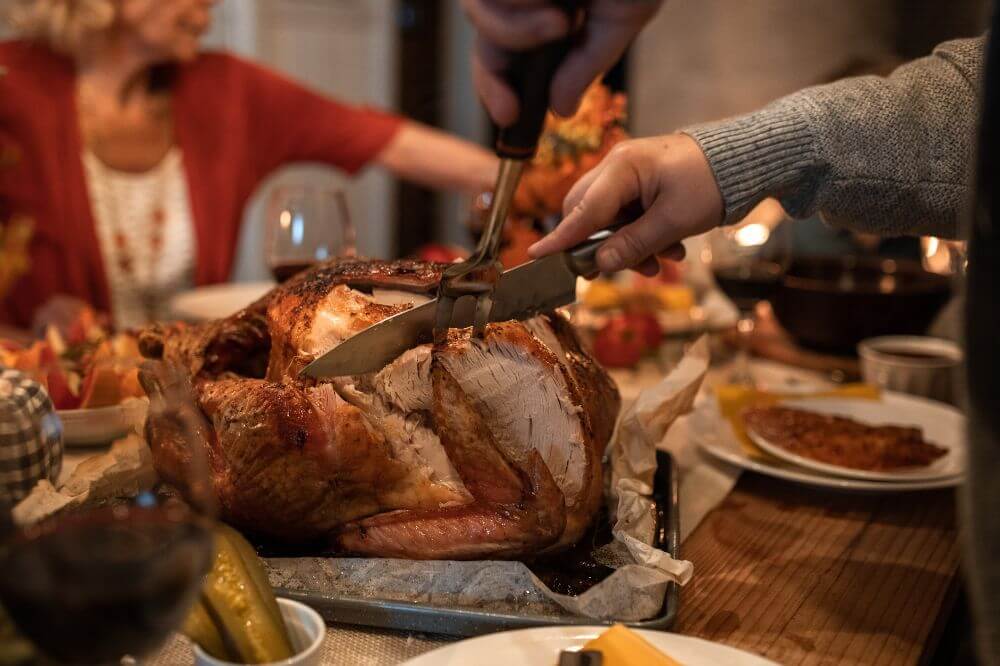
[{"x1": 301, "y1": 217, "x2": 632, "y2": 379}]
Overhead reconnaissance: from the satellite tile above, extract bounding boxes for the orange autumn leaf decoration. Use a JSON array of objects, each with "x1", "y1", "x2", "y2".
[{"x1": 513, "y1": 82, "x2": 628, "y2": 220}]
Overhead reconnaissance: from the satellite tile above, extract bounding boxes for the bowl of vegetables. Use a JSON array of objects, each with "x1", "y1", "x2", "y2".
[{"x1": 0, "y1": 307, "x2": 147, "y2": 445}]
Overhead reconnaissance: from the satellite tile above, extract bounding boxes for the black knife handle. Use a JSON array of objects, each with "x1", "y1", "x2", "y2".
[
  {"x1": 495, "y1": 1, "x2": 581, "y2": 159},
  {"x1": 565, "y1": 200, "x2": 645, "y2": 278}
]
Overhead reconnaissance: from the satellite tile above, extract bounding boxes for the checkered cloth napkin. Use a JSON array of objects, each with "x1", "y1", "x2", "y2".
[{"x1": 0, "y1": 368, "x2": 63, "y2": 502}]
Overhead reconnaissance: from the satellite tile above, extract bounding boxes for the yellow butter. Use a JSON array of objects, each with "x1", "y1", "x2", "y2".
[
  {"x1": 582, "y1": 279, "x2": 623, "y2": 310},
  {"x1": 655, "y1": 285, "x2": 695, "y2": 311},
  {"x1": 582, "y1": 624, "x2": 683, "y2": 666}
]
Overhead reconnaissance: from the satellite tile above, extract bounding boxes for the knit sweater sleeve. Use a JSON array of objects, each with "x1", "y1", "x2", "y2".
[{"x1": 683, "y1": 36, "x2": 986, "y2": 239}]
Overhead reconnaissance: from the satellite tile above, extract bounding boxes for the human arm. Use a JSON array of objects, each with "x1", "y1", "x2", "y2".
[
  {"x1": 461, "y1": 0, "x2": 662, "y2": 125},
  {"x1": 373, "y1": 122, "x2": 498, "y2": 193},
  {"x1": 529, "y1": 36, "x2": 986, "y2": 274},
  {"x1": 686, "y1": 36, "x2": 984, "y2": 239},
  {"x1": 242, "y1": 57, "x2": 495, "y2": 191}
]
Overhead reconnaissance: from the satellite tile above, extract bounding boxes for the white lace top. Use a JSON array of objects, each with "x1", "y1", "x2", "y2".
[{"x1": 82, "y1": 148, "x2": 195, "y2": 330}]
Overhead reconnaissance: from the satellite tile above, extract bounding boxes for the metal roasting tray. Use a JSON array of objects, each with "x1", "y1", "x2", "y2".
[{"x1": 269, "y1": 451, "x2": 680, "y2": 637}]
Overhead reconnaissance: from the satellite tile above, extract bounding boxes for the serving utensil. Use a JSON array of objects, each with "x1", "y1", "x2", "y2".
[
  {"x1": 302, "y1": 218, "x2": 630, "y2": 378},
  {"x1": 434, "y1": 0, "x2": 580, "y2": 338}
]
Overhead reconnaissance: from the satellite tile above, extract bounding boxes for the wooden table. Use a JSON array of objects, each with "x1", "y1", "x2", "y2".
[{"x1": 675, "y1": 473, "x2": 960, "y2": 665}]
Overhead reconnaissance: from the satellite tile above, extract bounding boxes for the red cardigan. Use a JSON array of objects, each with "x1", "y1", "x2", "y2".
[{"x1": 0, "y1": 41, "x2": 403, "y2": 327}]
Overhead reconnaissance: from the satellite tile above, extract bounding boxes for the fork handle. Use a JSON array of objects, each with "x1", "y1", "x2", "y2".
[
  {"x1": 495, "y1": 1, "x2": 581, "y2": 159},
  {"x1": 564, "y1": 200, "x2": 646, "y2": 278}
]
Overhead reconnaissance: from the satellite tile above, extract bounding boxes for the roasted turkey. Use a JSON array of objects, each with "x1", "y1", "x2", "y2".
[{"x1": 139, "y1": 259, "x2": 620, "y2": 560}]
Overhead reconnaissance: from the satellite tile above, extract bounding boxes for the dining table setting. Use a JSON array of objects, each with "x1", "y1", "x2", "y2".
[
  {"x1": 0, "y1": 221, "x2": 968, "y2": 664},
  {"x1": 0, "y1": 6, "x2": 979, "y2": 664}
]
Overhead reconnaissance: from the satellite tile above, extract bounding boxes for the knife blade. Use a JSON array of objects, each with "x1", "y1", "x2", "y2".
[
  {"x1": 302, "y1": 252, "x2": 576, "y2": 378},
  {"x1": 301, "y1": 216, "x2": 632, "y2": 379}
]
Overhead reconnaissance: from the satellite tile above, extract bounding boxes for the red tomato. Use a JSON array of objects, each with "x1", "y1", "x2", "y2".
[
  {"x1": 46, "y1": 367, "x2": 80, "y2": 410},
  {"x1": 626, "y1": 312, "x2": 663, "y2": 350},
  {"x1": 416, "y1": 244, "x2": 464, "y2": 263},
  {"x1": 593, "y1": 316, "x2": 647, "y2": 368}
]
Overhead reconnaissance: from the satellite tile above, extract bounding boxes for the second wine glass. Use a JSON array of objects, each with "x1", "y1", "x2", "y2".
[
  {"x1": 0, "y1": 363, "x2": 216, "y2": 665},
  {"x1": 266, "y1": 185, "x2": 356, "y2": 282},
  {"x1": 703, "y1": 201, "x2": 792, "y2": 385}
]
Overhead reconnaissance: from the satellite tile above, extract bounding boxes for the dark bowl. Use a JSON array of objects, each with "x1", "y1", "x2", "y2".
[{"x1": 770, "y1": 256, "x2": 953, "y2": 353}]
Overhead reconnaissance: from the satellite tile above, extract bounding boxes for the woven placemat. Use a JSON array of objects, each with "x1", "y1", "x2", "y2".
[{"x1": 151, "y1": 624, "x2": 452, "y2": 665}]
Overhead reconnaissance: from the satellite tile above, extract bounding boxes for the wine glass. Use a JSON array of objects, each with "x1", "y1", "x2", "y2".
[
  {"x1": 265, "y1": 185, "x2": 356, "y2": 282},
  {"x1": 0, "y1": 363, "x2": 216, "y2": 665},
  {"x1": 702, "y1": 200, "x2": 792, "y2": 385}
]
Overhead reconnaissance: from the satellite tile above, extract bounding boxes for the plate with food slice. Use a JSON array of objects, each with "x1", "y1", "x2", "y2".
[
  {"x1": 694, "y1": 391, "x2": 965, "y2": 492},
  {"x1": 401, "y1": 624, "x2": 778, "y2": 666},
  {"x1": 742, "y1": 394, "x2": 963, "y2": 482}
]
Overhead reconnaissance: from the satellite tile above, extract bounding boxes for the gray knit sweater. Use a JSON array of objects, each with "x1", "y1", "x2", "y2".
[{"x1": 684, "y1": 36, "x2": 985, "y2": 239}]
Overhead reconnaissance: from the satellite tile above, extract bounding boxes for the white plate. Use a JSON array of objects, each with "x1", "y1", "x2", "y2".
[
  {"x1": 400, "y1": 626, "x2": 778, "y2": 666},
  {"x1": 59, "y1": 398, "x2": 147, "y2": 447},
  {"x1": 694, "y1": 391, "x2": 966, "y2": 492},
  {"x1": 745, "y1": 396, "x2": 964, "y2": 482},
  {"x1": 169, "y1": 281, "x2": 274, "y2": 322}
]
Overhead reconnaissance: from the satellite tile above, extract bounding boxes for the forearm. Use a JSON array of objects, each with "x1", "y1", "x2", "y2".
[
  {"x1": 375, "y1": 122, "x2": 499, "y2": 193},
  {"x1": 684, "y1": 36, "x2": 985, "y2": 239}
]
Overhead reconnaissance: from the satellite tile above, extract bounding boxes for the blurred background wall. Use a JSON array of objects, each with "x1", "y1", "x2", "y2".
[{"x1": 630, "y1": 0, "x2": 989, "y2": 136}]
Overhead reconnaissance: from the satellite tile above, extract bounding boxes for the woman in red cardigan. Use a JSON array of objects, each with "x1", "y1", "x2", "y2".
[{"x1": 0, "y1": 0, "x2": 498, "y2": 329}]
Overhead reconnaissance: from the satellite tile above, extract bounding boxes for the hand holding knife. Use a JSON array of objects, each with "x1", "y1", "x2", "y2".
[
  {"x1": 301, "y1": 2, "x2": 651, "y2": 380},
  {"x1": 301, "y1": 205, "x2": 640, "y2": 379}
]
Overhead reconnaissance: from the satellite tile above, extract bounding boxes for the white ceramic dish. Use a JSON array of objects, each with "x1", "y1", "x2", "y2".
[
  {"x1": 400, "y1": 626, "x2": 778, "y2": 666},
  {"x1": 170, "y1": 282, "x2": 275, "y2": 322},
  {"x1": 58, "y1": 398, "x2": 147, "y2": 447},
  {"x1": 694, "y1": 391, "x2": 966, "y2": 492},
  {"x1": 193, "y1": 598, "x2": 325, "y2": 666},
  {"x1": 745, "y1": 396, "x2": 965, "y2": 482}
]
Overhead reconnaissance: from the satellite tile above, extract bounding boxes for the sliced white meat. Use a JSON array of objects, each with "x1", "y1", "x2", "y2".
[
  {"x1": 436, "y1": 323, "x2": 587, "y2": 506},
  {"x1": 330, "y1": 376, "x2": 468, "y2": 501}
]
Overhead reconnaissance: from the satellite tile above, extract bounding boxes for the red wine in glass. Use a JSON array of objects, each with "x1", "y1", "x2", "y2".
[
  {"x1": 0, "y1": 505, "x2": 212, "y2": 665},
  {"x1": 711, "y1": 260, "x2": 784, "y2": 313},
  {"x1": 266, "y1": 186, "x2": 355, "y2": 283}
]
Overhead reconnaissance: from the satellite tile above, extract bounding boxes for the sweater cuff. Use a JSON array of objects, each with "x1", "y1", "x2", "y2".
[{"x1": 682, "y1": 98, "x2": 821, "y2": 225}]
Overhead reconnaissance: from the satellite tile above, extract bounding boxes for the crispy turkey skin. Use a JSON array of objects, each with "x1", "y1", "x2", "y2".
[{"x1": 140, "y1": 259, "x2": 620, "y2": 559}]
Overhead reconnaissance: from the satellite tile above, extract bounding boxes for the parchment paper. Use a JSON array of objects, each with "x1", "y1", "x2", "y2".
[
  {"x1": 267, "y1": 338, "x2": 709, "y2": 622},
  {"x1": 12, "y1": 434, "x2": 154, "y2": 525}
]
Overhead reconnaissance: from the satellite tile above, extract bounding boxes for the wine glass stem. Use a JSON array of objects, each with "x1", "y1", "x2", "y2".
[{"x1": 732, "y1": 311, "x2": 756, "y2": 386}]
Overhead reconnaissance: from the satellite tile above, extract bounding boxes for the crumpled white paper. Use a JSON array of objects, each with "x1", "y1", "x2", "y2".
[
  {"x1": 268, "y1": 337, "x2": 710, "y2": 622},
  {"x1": 12, "y1": 434, "x2": 155, "y2": 525}
]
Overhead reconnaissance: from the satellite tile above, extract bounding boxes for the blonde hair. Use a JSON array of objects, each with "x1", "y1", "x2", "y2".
[{"x1": 5, "y1": 0, "x2": 115, "y2": 54}]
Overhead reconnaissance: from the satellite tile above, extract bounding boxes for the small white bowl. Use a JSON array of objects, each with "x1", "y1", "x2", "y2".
[
  {"x1": 193, "y1": 598, "x2": 325, "y2": 666},
  {"x1": 58, "y1": 397, "x2": 148, "y2": 447},
  {"x1": 858, "y1": 335, "x2": 963, "y2": 405}
]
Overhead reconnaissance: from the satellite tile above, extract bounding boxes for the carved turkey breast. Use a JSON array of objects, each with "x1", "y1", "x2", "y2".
[{"x1": 139, "y1": 259, "x2": 620, "y2": 560}]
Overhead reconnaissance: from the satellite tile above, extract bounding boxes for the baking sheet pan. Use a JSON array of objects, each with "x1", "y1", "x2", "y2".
[{"x1": 267, "y1": 450, "x2": 680, "y2": 637}]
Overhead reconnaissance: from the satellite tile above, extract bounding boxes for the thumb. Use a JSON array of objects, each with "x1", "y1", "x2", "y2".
[{"x1": 595, "y1": 196, "x2": 679, "y2": 273}]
